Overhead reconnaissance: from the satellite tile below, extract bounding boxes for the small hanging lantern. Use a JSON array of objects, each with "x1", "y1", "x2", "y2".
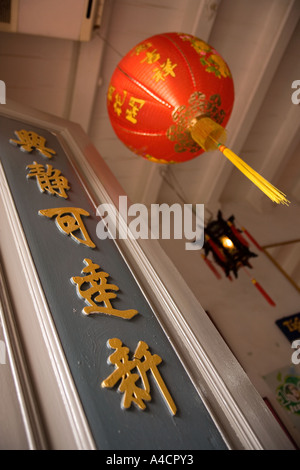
[
  {"x1": 107, "y1": 32, "x2": 289, "y2": 205},
  {"x1": 202, "y1": 211, "x2": 276, "y2": 306},
  {"x1": 203, "y1": 211, "x2": 257, "y2": 278}
]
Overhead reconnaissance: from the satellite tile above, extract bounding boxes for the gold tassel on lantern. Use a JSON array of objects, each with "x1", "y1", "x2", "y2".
[{"x1": 190, "y1": 117, "x2": 290, "y2": 205}]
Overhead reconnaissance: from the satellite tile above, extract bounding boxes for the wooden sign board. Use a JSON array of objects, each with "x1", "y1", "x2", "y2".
[{"x1": 0, "y1": 102, "x2": 293, "y2": 450}]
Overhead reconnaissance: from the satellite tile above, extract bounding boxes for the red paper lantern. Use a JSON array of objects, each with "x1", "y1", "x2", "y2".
[
  {"x1": 107, "y1": 32, "x2": 234, "y2": 164},
  {"x1": 107, "y1": 32, "x2": 288, "y2": 205}
]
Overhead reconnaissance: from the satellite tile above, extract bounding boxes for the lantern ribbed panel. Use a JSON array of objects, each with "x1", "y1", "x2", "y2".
[{"x1": 107, "y1": 32, "x2": 234, "y2": 164}]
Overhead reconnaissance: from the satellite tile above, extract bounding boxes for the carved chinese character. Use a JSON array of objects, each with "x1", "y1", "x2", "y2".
[
  {"x1": 39, "y1": 207, "x2": 95, "y2": 248},
  {"x1": 9, "y1": 130, "x2": 56, "y2": 158},
  {"x1": 102, "y1": 338, "x2": 177, "y2": 415},
  {"x1": 27, "y1": 162, "x2": 70, "y2": 199},
  {"x1": 71, "y1": 258, "x2": 138, "y2": 319}
]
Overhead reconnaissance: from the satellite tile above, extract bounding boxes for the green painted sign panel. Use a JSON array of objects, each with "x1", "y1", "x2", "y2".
[{"x1": 0, "y1": 116, "x2": 227, "y2": 450}]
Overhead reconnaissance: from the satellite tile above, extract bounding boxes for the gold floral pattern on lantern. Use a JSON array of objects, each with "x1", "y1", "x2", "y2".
[
  {"x1": 179, "y1": 34, "x2": 232, "y2": 79},
  {"x1": 202, "y1": 54, "x2": 232, "y2": 79},
  {"x1": 166, "y1": 92, "x2": 226, "y2": 153}
]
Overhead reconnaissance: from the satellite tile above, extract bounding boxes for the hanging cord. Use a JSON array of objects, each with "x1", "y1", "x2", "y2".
[
  {"x1": 96, "y1": 32, "x2": 125, "y2": 59},
  {"x1": 159, "y1": 166, "x2": 213, "y2": 223},
  {"x1": 159, "y1": 167, "x2": 189, "y2": 206}
]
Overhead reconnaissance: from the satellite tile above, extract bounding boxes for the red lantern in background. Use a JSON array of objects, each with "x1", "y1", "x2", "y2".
[
  {"x1": 202, "y1": 211, "x2": 276, "y2": 306},
  {"x1": 107, "y1": 32, "x2": 288, "y2": 204},
  {"x1": 107, "y1": 32, "x2": 234, "y2": 164}
]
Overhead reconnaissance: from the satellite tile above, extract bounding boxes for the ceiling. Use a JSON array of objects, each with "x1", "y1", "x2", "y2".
[{"x1": 0, "y1": 0, "x2": 300, "y2": 259}]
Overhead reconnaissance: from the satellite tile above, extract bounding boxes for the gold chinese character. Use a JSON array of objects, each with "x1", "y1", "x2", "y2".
[
  {"x1": 283, "y1": 317, "x2": 300, "y2": 333},
  {"x1": 113, "y1": 90, "x2": 127, "y2": 116},
  {"x1": 10, "y1": 130, "x2": 56, "y2": 159},
  {"x1": 125, "y1": 97, "x2": 145, "y2": 124},
  {"x1": 101, "y1": 338, "x2": 177, "y2": 415},
  {"x1": 27, "y1": 162, "x2": 70, "y2": 199},
  {"x1": 39, "y1": 207, "x2": 95, "y2": 248},
  {"x1": 132, "y1": 42, "x2": 152, "y2": 56},
  {"x1": 107, "y1": 84, "x2": 115, "y2": 102},
  {"x1": 141, "y1": 48, "x2": 160, "y2": 64},
  {"x1": 71, "y1": 259, "x2": 138, "y2": 319},
  {"x1": 152, "y1": 58, "x2": 177, "y2": 82}
]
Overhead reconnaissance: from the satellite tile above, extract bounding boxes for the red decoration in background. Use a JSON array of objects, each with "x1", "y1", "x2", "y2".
[
  {"x1": 202, "y1": 211, "x2": 276, "y2": 306},
  {"x1": 203, "y1": 211, "x2": 257, "y2": 279},
  {"x1": 241, "y1": 227, "x2": 263, "y2": 251},
  {"x1": 227, "y1": 220, "x2": 249, "y2": 247},
  {"x1": 251, "y1": 279, "x2": 276, "y2": 307},
  {"x1": 201, "y1": 254, "x2": 222, "y2": 280},
  {"x1": 107, "y1": 32, "x2": 234, "y2": 164},
  {"x1": 206, "y1": 235, "x2": 227, "y2": 263}
]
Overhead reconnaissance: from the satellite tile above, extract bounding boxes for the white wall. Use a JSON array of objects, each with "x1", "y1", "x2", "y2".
[{"x1": 157, "y1": 191, "x2": 300, "y2": 446}]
